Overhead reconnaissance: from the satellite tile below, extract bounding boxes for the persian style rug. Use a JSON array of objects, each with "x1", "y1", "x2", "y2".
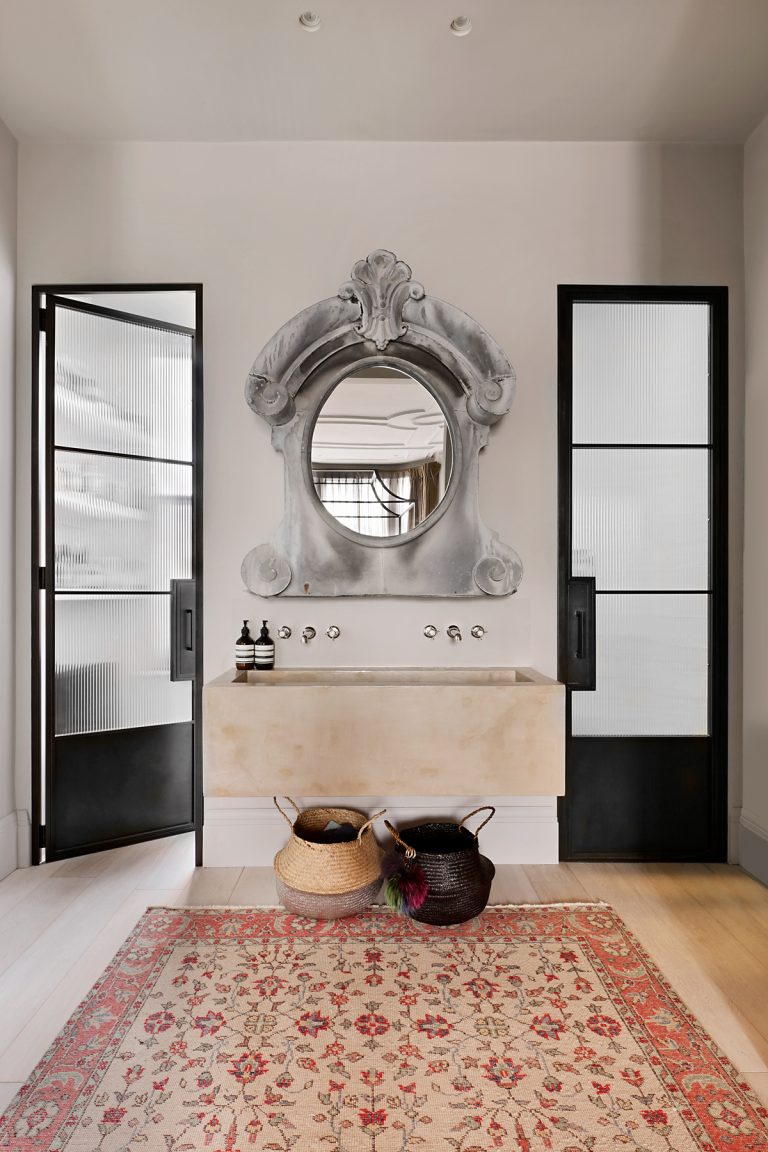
[{"x1": 1, "y1": 905, "x2": 766, "y2": 1151}]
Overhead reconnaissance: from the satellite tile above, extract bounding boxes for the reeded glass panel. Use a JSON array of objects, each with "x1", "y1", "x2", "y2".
[
  {"x1": 571, "y1": 449, "x2": 709, "y2": 590},
  {"x1": 55, "y1": 451, "x2": 192, "y2": 591},
  {"x1": 54, "y1": 306, "x2": 193, "y2": 461},
  {"x1": 572, "y1": 594, "x2": 709, "y2": 736},
  {"x1": 54, "y1": 595, "x2": 191, "y2": 735},
  {"x1": 572, "y1": 302, "x2": 710, "y2": 444}
]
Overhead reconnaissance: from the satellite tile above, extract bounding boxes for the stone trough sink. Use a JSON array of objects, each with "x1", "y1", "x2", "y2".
[{"x1": 203, "y1": 667, "x2": 565, "y2": 798}]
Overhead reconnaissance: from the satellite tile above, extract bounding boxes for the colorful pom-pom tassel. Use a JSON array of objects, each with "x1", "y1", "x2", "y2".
[{"x1": 381, "y1": 850, "x2": 428, "y2": 916}]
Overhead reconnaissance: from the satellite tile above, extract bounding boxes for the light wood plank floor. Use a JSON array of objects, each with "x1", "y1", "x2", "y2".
[{"x1": 0, "y1": 834, "x2": 767, "y2": 1115}]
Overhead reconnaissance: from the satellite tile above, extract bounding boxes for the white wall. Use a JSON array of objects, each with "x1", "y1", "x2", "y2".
[
  {"x1": 742, "y1": 111, "x2": 768, "y2": 882},
  {"x1": 13, "y1": 141, "x2": 745, "y2": 858},
  {"x1": 0, "y1": 116, "x2": 17, "y2": 878}
]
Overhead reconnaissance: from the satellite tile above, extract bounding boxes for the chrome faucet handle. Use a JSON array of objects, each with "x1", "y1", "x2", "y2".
[
  {"x1": 423, "y1": 624, "x2": 438, "y2": 639},
  {"x1": 447, "y1": 625, "x2": 462, "y2": 641},
  {"x1": 326, "y1": 625, "x2": 340, "y2": 640},
  {"x1": 277, "y1": 625, "x2": 292, "y2": 639},
  {"x1": 301, "y1": 626, "x2": 316, "y2": 644},
  {"x1": 470, "y1": 625, "x2": 486, "y2": 639}
]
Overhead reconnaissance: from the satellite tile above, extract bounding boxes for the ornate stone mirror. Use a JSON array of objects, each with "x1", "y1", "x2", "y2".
[{"x1": 242, "y1": 250, "x2": 522, "y2": 597}]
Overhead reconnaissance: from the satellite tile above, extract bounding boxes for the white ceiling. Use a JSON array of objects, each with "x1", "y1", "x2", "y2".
[{"x1": 1, "y1": 1, "x2": 768, "y2": 142}]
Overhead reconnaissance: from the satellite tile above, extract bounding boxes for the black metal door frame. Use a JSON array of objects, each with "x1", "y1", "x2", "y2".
[
  {"x1": 31, "y1": 284, "x2": 204, "y2": 866},
  {"x1": 557, "y1": 285, "x2": 728, "y2": 861}
]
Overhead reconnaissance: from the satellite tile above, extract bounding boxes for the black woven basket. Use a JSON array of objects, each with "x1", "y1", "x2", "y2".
[{"x1": 384, "y1": 806, "x2": 496, "y2": 925}]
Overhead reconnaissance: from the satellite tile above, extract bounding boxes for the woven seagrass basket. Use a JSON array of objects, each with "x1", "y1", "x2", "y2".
[
  {"x1": 384, "y1": 806, "x2": 496, "y2": 925},
  {"x1": 273, "y1": 797, "x2": 384, "y2": 919},
  {"x1": 274, "y1": 875, "x2": 383, "y2": 920}
]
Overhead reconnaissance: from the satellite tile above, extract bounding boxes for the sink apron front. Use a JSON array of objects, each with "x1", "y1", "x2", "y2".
[{"x1": 203, "y1": 667, "x2": 564, "y2": 797}]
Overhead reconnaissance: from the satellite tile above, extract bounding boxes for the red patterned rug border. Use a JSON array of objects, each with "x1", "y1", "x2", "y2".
[
  {"x1": 561, "y1": 908, "x2": 768, "y2": 1149},
  {"x1": 1, "y1": 902, "x2": 766, "y2": 1151},
  {"x1": 0, "y1": 913, "x2": 191, "y2": 1150}
]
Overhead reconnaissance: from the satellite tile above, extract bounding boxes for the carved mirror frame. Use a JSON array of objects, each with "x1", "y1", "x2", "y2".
[{"x1": 242, "y1": 250, "x2": 523, "y2": 597}]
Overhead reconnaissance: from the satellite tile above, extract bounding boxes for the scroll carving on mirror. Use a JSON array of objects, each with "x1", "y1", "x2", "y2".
[{"x1": 241, "y1": 249, "x2": 523, "y2": 597}]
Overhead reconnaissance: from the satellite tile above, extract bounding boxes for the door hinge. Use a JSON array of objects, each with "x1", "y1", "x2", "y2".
[
  {"x1": 38, "y1": 566, "x2": 46, "y2": 589},
  {"x1": 38, "y1": 307, "x2": 47, "y2": 332},
  {"x1": 38, "y1": 823, "x2": 46, "y2": 849}
]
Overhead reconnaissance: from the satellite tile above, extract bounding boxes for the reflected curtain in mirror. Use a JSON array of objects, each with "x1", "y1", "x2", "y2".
[{"x1": 312, "y1": 461, "x2": 441, "y2": 538}]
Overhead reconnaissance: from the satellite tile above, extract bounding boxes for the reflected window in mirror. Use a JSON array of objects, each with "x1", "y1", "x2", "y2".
[{"x1": 311, "y1": 366, "x2": 453, "y2": 539}]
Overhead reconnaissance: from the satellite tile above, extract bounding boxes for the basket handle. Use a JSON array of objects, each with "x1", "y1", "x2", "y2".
[
  {"x1": 384, "y1": 819, "x2": 416, "y2": 860},
  {"x1": 273, "y1": 796, "x2": 302, "y2": 828},
  {"x1": 357, "y1": 809, "x2": 386, "y2": 840},
  {"x1": 458, "y1": 805, "x2": 496, "y2": 838}
]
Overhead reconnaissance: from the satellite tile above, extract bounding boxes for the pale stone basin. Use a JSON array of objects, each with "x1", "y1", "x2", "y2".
[
  {"x1": 204, "y1": 666, "x2": 564, "y2": 798},
  {"x1": 233, "y1": 667, "x2": 539, "y2": 687}
]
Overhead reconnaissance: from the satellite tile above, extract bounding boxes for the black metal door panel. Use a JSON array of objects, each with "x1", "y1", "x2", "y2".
[
  {"x1": 558, "y1": 287, "x2": 727, "y2": 861},
  {"x1": 33, "y1": 289, "x2": 203, "y2": 863},
  {"x1": 563, "y1": 737, "x2": 713, "y2": 859},
  {"x1": 51, "y1": 723, "x2": 194, "y2": 854}
]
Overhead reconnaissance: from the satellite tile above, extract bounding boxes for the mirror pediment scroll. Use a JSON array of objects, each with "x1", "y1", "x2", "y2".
[{"x1": 241, "y1": 250, "x2": 523, "y2": 598}]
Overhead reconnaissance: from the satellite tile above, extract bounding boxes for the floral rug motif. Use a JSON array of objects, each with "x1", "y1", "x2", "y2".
[{"x1": 1, "y1": 905, "x2": 766, "y2": 1151}]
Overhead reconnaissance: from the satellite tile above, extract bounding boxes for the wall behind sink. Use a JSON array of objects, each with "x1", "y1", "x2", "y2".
[{"x1": 13, "y1": 141, "x2": 745, "y2": 858}]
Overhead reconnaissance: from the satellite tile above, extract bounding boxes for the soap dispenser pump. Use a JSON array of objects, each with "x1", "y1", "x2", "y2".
[
  {"x1": 235, "y1": 620, "x2": 255, "y2": 671},
  {"x1": 254, "y1": 619, "x2": 275, "y2": 670}
]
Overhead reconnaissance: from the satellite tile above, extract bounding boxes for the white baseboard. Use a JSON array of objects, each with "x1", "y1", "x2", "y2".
[
  {"x1": 16, "y1": 809, "x2": 31, "y2": 868},
  {"x1": 203, "y1": 795, "x2": 559, "y2": 867},
  {"x1": 0, "y1": 810, "x2": 31, "y2": 878},
  {"x1": 0, "y1": 812, "x2": 17, "y2": 880},
  {"x1": 740, "y1": 811, "x2": 768, "y2": 887},
  {"x1": 728, "y1": 806, "x2": 742, "y2": 864}
]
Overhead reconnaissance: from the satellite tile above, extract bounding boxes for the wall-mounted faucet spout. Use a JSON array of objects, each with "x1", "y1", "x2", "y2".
[
  {"x1": 447, "y1": 625, "x2": 462, "y2": 642},
  {"x1": 301, "y1": 626, "x2": 316, "y2": 644}
]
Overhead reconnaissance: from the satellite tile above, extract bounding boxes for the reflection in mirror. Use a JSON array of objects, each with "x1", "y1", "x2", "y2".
[{"x1": 311, "y1": 367, "x2": 453, "y2": 538}]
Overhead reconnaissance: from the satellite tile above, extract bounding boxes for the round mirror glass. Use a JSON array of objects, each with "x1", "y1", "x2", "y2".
[{"x1": 311, "y1": 366, "x2": 453, "y2": 539}]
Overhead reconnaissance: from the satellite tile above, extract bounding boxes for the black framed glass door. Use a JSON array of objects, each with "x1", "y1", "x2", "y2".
[
  {"x1": 558, "y1": 286, "x2": 728, "y2": 860},
  {"x1": 32, "y1": 288, "x2": 203, "y2": 863}
]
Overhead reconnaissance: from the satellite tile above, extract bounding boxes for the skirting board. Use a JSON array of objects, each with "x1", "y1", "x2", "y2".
[
  {"x1": 740, "y1": 812, "x2": 768, "y2": 887},
  {"x1": 16, "y1": 809, "x2": 31, "y2": 868},
  {"x1": 203, "y1": 795, "x2": 559, "y2": 867},
  {"x1": 0, "y1": 811, "x2": 18, "y2": 881}
]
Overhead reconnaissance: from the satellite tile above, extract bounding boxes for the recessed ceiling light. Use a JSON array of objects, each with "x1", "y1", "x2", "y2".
[
  {"x1": 450, "y1": 15, "x2": 472, "y2": 36},
  {"x1": 298, "y1": 11, "x2": 321, "y2": 31}
]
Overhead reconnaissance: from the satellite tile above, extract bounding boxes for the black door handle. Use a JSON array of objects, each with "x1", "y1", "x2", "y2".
[
  {"x1": 562, "y1": 577, "x2": 596, "y2": 691},
  {"x1": 170, "y1": 579, "x2": 196, "y2": 682},
  {"x1": 575, "y1": 608, "x2": 585, "y2": 660},
  {"x1": 184, "y1": 609, "x2": 194, "y2": 652}
]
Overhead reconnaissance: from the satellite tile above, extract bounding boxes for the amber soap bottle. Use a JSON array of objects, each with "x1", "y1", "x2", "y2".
[{"x1": 254, "y1": 620, "x2": 275, "y2": 670}]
